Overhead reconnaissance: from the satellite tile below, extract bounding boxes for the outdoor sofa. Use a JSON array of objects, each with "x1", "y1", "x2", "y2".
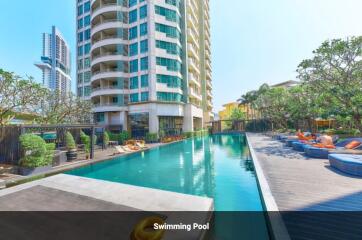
[
  {"x1": 304, "y1": 138, "x2": 362, "y2": 159},
  {"x1": 328, "y1": 154, "x2": 362, "y2": 177}
]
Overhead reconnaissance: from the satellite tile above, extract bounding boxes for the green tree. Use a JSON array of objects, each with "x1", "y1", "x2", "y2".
[
  {"x1": 297, "y1": 37, "x2": 362, "y2": 130},
  {"x1": 38, "y1": 91, "x2": 93, "y2": 124},
  {"x1": 0, "y1": 69, "x2": 47, "y2": 125}
]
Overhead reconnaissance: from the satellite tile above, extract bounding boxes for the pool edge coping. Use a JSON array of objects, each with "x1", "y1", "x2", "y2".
[
  {"x1": 4, "y1": 138, "x2": 192, "y2": 188},
  {"x1": 246, "y1": 133, "x2": 291, "y2": 240}
]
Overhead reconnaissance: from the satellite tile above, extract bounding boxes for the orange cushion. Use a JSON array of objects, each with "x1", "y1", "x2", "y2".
[
  {"x1": 312, "y1": 144, "x2": 336, "y2": 149},
  {"x1": 345, "y1": 141, "x2": 361, "y2": 150}
]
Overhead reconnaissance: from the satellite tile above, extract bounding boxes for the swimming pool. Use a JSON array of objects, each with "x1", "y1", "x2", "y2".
[{"x1": 67, "y1": 134, "x2": 265, "y2": 212}]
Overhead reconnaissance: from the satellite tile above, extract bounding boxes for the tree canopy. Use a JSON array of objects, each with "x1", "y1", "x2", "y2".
[
  {"x1": 240, "y1": 36, "x2": 362, "y2": 131},
  {"x1": 0, "y1": 69, "x2": 92, "y2": 125}
]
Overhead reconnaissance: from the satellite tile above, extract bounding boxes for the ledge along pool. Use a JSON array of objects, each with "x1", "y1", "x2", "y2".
[{"x1": 67, "y1": 134, "x2": 270, "y2": 239}]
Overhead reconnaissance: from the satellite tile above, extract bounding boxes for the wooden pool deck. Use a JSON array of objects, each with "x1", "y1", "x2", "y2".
[
  {"x1": 248, "y1": 133, "x2": 362, "y2": 240},
  {"x1": 248, "y1": 133, "x2": 362, "y2": 211}
]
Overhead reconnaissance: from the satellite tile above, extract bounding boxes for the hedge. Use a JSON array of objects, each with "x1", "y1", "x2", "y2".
[{"x1": 19, "y1": 134, "x2": 55, "y2": 168}]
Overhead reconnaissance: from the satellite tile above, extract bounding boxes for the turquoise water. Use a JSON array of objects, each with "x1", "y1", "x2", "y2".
[{"x1": 67, "y1": 134, "x2": 265, "y2": 211}]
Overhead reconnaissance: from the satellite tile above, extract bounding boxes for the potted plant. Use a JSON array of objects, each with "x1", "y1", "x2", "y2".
[
  {"x1": 80, "y1": 131, "x2": 91, "y2": 159},
  {"x1": 103, "y1": 131, "x2": 110, "y2": 149},
  {"x1": 145, "y1": 133, "x2": 159, "y2": 143},
  {"x1": 65, "y1": 132, "x2": 77, "y2": 161},
  {"x1": 18, "y1": 134, "x2": 54, "y2": 175}
]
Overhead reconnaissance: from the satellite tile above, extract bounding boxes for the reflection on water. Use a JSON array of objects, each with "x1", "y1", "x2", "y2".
[{"x1": 67, "y1": 134, "x2": 263, "y2": 211}]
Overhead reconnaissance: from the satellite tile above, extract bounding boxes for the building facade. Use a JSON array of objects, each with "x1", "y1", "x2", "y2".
[
  {"x1": 219, "y1": 102, "x2": 255, "y2": 121},
  {"x1": 35, "y1": 26, "x2": 72, "y2": 96},
  {"x1": 76, "y1": 0, "x2": 212, "y2": 135}
]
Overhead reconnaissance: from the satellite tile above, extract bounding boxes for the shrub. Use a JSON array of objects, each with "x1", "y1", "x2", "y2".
[
  {"x1": 118, "y1": 131, "x2": 130, "y2": 145},
  {"x1": 80, "y1": 131, "x2": 91, "y2": 154},
  {"x1": 45, "y1": 143, "x2": 55, "y2": 164},
  {"x1": 183, "y1": 132, "x2": 194, "y2": 138},
  {"x1": 19, "y1": 134, "x2": 53, "y2": 168},
  {"x1": 103, "y1": 131, "x2": 110, "y2": 146},
  {"x1": 145, "y1": 133, "x2": 159, "y2": 143},
  {"x1": 65, "y1": 132, "x2": 76, "y2": 150},
  {"x1": 183, "y1": 130, "x2": 209, "y2": 139}
]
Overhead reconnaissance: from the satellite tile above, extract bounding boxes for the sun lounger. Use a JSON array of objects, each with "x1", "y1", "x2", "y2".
[
  {"x1": 292, "y1": 141, "x2": 315, "y2": 152},
  {"x1": 136, "y1": 142, "x2": 148, "y2": 149},
  {"x1": 113, "y1": 146, "x2": 126, "y2": 155},
  {"x1": 328, "y1": 154, "x2": 362, "y2": 177},
  {"x1": 304, "y1": 138, "x2": 362, "y2": 159}
]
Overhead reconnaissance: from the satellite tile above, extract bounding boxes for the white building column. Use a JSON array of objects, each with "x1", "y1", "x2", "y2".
[
  {"x1": 183, "y1": 103, "x2": 194, "y2": 132},
  {"x1": 149, "y1": 103, "x2": 159, "y2": 134}
]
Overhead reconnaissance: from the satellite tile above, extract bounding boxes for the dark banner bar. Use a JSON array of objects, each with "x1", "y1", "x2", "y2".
[{"x1": 0, "y1": 211, "x2": 361, "y2": 240}]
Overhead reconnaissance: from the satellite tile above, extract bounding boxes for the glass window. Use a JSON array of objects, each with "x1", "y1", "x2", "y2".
[
  {"x1": 140, "y1": 5, "x2": 148, "y2": 19},
  {"x1": 84, "y1": 1, "x2": 90, "y2": 13},
  {"x1": 155, "y1": 5, "x2": 179, "y2": 23},
  {"x1": 130, "y1": 93, "x2": 139, "y2": 103},
  {"x1": 129, "y1": 9, "x2": 138, "y2": 23},
  {"x1": 78, "y1": 32, "x2": 83, "y2": 42},
  {"x1": 129, "y1": 0, "x2": 137, "y2": 8},
  {"x1": 84, "y1": 43, "x2": 91, "y2": 55},
  {"x1": 141, "y1": 74, "x2": 149, "y2": 87},
  {"x1": 165, "y1": 0, "x2": 180, "y2": 7},
  {"x1": 140, "y1": 57, "x2": 148, "y2": 70},
  {"x1": 155, "y1": 23, "x2": 180, "y2": 39},
  {"x1": 130, "y1": 76, "x2": 139, "y2": 89},
  {"x1": 84, "y1": 15, "x2": 91, "y2": 26},
  {"x1": 84, "y1": 71, "x2": 91, "y2": 82},
  {"x1": 156, "y1": 57, "x2": 181, "y2": 72},
  {"x1": 156, "y1": 40, "x2": 181, "y2": 56},
  {"x1": 141, "y1": 92, "x2": 149, "y2": 102},
  {"x1": 78, "y1": 46, "x2": 83, "y2": 56},
  {"x1": 140, "y1": 39, "x2": 148, "y2": 53},
  {"x1": 129, "y1": 26, "x2": 138, "y2": 40},
  {"x1": 77, "y1": 5, "x2": 83, "y2": 15},
  {"x1": 78, "y1": 18, "x2": 83, "y2": 29},
  {"x1": 140, "y1": 23, "x2": 148, "y2": 36},
  {"x1": 77, "y1": 73, "x2": 83, "y2": 84},
  {"x1": 84, "y1": 57, "x2": 91, "y2": 68},
  {"x1": 95, "y1": 113, "x2": 105, "y2": 123},
  {"x1": 157, "y1": 92, "x2": 182, "y2": 102},
  {"x1": 129, "y1": 42, "x2": 138, "y2": 56},
  {"x1": 157, "y1": 74, "x2": 182, "y2": 88},
  {"x1": 77, "y1": 87, "x2": 83, "y2": 96},
  {"x1": 84, "y1": 86, "x2": 91, "y2": 96},
  {"x1": 129, "y1": 113, "x2": 149, "y2": 137},
  {"x1": 130, "y1": 59, "x2": 138, "y2": 73},
  {"x1": 78, "y1": 59, "x2": 83, "y2": 70},
  {"x1": 84, "y1": 29, "x2": 91, "y2": 40}
]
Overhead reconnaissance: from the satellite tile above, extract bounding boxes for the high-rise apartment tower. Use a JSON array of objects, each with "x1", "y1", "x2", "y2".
[
  {"x1": 35, "y1": 26, "x2": 72, "y2": 96},
  {"x1": 76, "y1": 0, "x2": 212, "y2": 135}
]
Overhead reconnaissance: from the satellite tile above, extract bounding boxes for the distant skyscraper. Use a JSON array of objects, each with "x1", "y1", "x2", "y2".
[
  {"x1": 76, "y1": 0, "x2": 212, "y2": 135},
  {"x1": 35, "y1": 26, "x2": 72, "y2": 96}
]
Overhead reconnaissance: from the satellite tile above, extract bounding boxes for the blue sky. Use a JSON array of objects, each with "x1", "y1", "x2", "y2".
[{"x1": 1, "y1": 0, "x2": 362, "y2": 112}]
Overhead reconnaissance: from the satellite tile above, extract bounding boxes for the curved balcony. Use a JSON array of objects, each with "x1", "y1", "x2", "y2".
[
  {"x1": 188, "y1": 43, "x2": 199, "y2": 60},
  {"x1": 92, "y1": 103, "x2": 127, "y2": 113},
  {"x1": 92, "y1": 38, "x2": 127, "y2": 50},
  {"x1": 91, "y1": 87, "x2": 128, "y2": 98},
  {"x1": 91, "y1": 54, "x2": 128, "y2": 67},
  {"x1": 91, "y1": 70, "x2": 128, "y2": 83},
  {"x1": 188, "y1": 58, "x2": 200, "y2": 74},
  {"x1": 206, "y1": 79, "x2": 212, "y2": 90},
  {"x1": 92, "y1": 4, "x2": 123, "y2": 22},
  {"x1": 91, "y1": 21, "x2": 125, "y2": 38}
]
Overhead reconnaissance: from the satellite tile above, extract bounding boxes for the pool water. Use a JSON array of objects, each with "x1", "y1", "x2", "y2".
[
  {"x1": 67, "y1": 134, "x2": 270, "y2": 239},
  {"x1": 67, "y1": 134, "x2": 265, "y2": 211}
]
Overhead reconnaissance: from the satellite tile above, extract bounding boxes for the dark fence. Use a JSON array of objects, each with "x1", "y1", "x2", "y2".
[
  {"x1": 0, "y1": 126, "x2": 22, "y2": 165},
  {"x1": 211, "y1": 119, "x2": 273, "y2": 134},
  {"x1": 0, "y1": 125, "x2": 102, "y2": 166}
]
